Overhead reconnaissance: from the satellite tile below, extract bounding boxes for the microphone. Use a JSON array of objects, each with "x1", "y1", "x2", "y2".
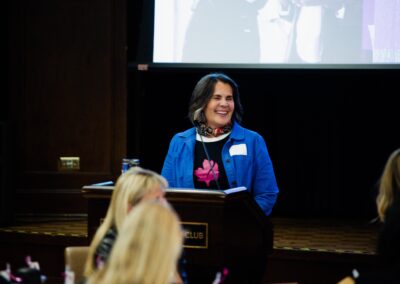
[{"x1": 194, "y1": 121, "x2": 221, "y2": 191}]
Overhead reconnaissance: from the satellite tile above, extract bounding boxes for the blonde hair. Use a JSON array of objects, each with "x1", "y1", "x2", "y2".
[
  {"x1": 84, "y1": 167, "x2": 168, "y2": 276},
  {"x1": 87, "y1": 202, "x2": 183, "y2": 284},
  {"x1": 376, "y1": 148, "x2": 400, "y2": 222}
]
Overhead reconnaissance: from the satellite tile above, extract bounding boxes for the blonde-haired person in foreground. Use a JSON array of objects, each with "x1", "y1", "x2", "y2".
[
  {"x1": 338, "y1": 148, "x2": 400, "y2": 284},
  {"x1": 84, "y1": 167, "x2": 168, "y2": 277},
  {"x1": 376, "y1": 148, "x2": 400, "y2": 222},
  {"x1": 87, "y1": 201, "x2": 183, "y2": 284}
]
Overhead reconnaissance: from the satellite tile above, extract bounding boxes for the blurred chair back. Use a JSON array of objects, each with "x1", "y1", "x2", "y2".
[{"x1": 65, "y1": 246, "x2": 89, "y2": 283}]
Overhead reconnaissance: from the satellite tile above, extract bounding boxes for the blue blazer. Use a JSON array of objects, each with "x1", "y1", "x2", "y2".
[{"x1": 161, "y1": 122, "x2": 279, "y2": 216}]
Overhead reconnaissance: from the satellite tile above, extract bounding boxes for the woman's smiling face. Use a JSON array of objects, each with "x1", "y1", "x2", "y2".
[{"x1": 204, "y1": 81, "x2": 234, "y2": 129}]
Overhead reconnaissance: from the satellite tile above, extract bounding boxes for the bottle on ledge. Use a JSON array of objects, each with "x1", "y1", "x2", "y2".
[{"x1": 121, "y1": 158, "x2": 140, "y2": 174}]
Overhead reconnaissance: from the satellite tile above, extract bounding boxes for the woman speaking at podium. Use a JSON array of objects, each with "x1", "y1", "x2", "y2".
[{"x1": 161, "y1": 73, "x2": 279, "y2": 216}]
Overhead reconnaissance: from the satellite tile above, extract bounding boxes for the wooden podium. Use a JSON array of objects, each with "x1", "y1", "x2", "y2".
[
  {"x1": 167, "y1": 187, "x2": 273, "y2": 283},
  {"x1": 82, "y1": 186, "x2": 273, "y2": 284}
]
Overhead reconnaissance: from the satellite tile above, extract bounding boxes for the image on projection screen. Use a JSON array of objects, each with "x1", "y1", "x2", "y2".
[{"x1": 153, "y1": 0, "x2": 400, "y2": 64}]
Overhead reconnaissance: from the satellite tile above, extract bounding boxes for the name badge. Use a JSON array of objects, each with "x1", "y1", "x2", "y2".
[{"x1": 229, "y1": 144, "x2": 247, "y2": 156}]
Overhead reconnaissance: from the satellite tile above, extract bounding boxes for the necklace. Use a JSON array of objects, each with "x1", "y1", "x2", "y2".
[{"x1": 196, "y1": 122, "x2": 232, "y2": 137}]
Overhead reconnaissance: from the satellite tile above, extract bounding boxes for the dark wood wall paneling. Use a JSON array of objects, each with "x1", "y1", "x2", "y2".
[{"x1": 7, "y1": 0, "x2": 127, "y2": 215}]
